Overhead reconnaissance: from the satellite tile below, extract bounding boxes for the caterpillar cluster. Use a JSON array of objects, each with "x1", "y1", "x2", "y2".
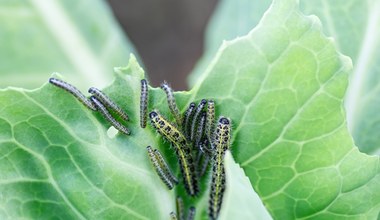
[
  {"x1": 145, "y1": 81, "x2": 231, "y2": 220},
  {"x1": 49, "y1": 77, "x2": 232, "y2": 220}
]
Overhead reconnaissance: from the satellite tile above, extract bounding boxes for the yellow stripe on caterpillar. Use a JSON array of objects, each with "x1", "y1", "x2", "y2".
[
  {"x1": 209, "y1": 117, "x2": 231, "y2": 220},
  {"x1": 149, "y1": 110, "x2": 199, "y2": 196}
]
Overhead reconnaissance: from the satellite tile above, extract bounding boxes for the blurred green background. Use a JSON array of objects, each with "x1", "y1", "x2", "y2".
[{"x1": 0, "y1": 0, "x2": 218, "y2": 91}]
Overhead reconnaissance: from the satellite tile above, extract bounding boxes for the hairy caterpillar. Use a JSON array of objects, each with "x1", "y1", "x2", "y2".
[
  {"x1": 49, "y1": 78, "x2": 96, "y2": 111},
  {"x1": 182, "y1": 102, "x2": 196, "y2": 140},
  {"x1": 209, "y1": 117, "x2": 231, "y2": 220},
  {"x1": 90, "y1": 96, "x2": 130, "y2": 135},
  {"x1": 187, "y1": 207, "x2": 196, "y2": 220},
  {"x1": 140, "y1": 79, "x2": 149, "y2": 128},
  {"x1": 88, "y1": 87, "x2": 129, "y2": 122},
  {"x1": 190, "y1": 99, "x2": 207, "y2": 141},
  {"x1": 146, "y1": 146, "x2": 175, "y2": 190},
  {"x1": 205, "y1": 100, "x2": 215, "y2": 143},
  {"x1": 149, "y1": 110, "x2": 199, "y2": 196},
  {"x1": 161, "y1": 81, "x2": 181, "y2": 126},
  {"x1": 153, "y1": 148, "x2": 178, "y2": 185}
]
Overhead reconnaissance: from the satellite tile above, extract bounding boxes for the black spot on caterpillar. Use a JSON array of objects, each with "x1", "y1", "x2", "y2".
[
  {"x1": 149, "y1": 110, "x2": 199, "y2": 196},
  {"x1": 209, "y1": 117, "x2": 231, "y2": 220},
  {"x1": 146, "y1": 146, "x2": 175, "y2": 190},
  {"x1": 161, "y1": 81, "x2": 181, "y2": 126},
  {"x1": 49, "y1": 78, "x2": 96, "y2": 111},
  {"x1": 90, "y1": 96, "x2": 130, "y2": 135},
  {"x1": 140, "y1": 79, "x2": 149, "y2": 128},
  {"x1": 88, "y1": 87, "x2": 129, "y2": 122}
]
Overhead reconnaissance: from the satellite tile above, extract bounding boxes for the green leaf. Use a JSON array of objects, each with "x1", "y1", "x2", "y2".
[
  {"x1": 187, "y1": 0, "x2": 380, "y2": 218},
  {"x1": 219, "y1": 151, "x2": 272, "y2": 220},
  {"x1": 188, "y1": 151, "x2": 273, "y2": 220},
  {"x1": 188, "y1": 0, "x2": 272, "y2": 87},
  {"x1": 0, "y1": 0, "x2": 137, "y2": 90},
  {"x1": 1, "y1": 0, "x2": 380, "y2": 219},
  {"x1": 0, "y1": 56, "x2": 173, "y2": 219},
  {"x1": 299, "y1": 0, "x2": 380, "y2": 155},
  {"x1": 194, "y1": 0, "x2": 380, "y2": 155}
]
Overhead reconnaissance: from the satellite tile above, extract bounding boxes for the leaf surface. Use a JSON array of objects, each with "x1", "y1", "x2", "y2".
[
  {"x1": 219, "y1": 151, "x2": 272, "y2": 220},
  {"x1": 187, "y1": 0, "x2": 380, "y2": 218},
  {"x1": 300, "y1": 0, "x2": 380, "y2": 155},
  {"x1": 188, "y1": 0, "x2": 272, "y2": 87},
  {"x1": 0, "y1": 56, "x2": 172, "y2": 219},
  {"x1": 194, "y1": 0, "x2": 380, "y2": 155},
  {"x1": 1, "y1": 0, "x2": 380, "y2": 219}
]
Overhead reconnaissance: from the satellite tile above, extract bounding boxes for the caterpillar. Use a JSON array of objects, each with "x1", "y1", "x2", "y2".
[
  {"x1": 197, "y1": 138, "x2": 212, "y2": 177},
  {"x1": 146, "y1": 146, "x2": 175, "y2": 190},
  {"x1": 88, "y1": 87, "x2": 129, "y2": 122},
  {"x1": 140, "y1": 79, "x2": 149, "y2": 128},
  {"x1": 176, "y1": 197, "x2": 184, "y2": 220},
  {"x1": 49, "y1": 78, "x2": 96, "y2": 111},
  {"x1": 90, "y1": 96, "x2": 131, "y2": 135},
  {"x1": 153, "y1": 148, "x2": 178, "y2": 185},
  {"x1": 205, "y1": 100, "x2": 215, "y2": 143},
  {"x1": 194, "y1": 112, "x2": 207, "y2": 147},
  {"x1": 170, "y1": 211, "x2": 178, "y2": 220},
  {"x1": 161, "y1": 81, "x2": 181, "y2": 126},
  {"x1": 199, "y1": 154, "x2": 210, "y2": 177},
  {"x1": 190, "y1": 99, "x2": 207, "y2": 141},
  {"x1": 149, "y1": 110, "x2": 198, "y2": 196},
  {"x1": 187, "y1": 207, "x2": 196, "y2": 220},
  {"x1": 182, "y1": 102, "x2": 196, "y2": 141},
  {"x1": 209, "y1": 117, "x2": 231, "y2": 220},
  {"x1": 196, "y1": 150, "x2": 210, "y2": 177},
  {"x1": 199, "y1": 138, "x2": 213, "y2": 156}
]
